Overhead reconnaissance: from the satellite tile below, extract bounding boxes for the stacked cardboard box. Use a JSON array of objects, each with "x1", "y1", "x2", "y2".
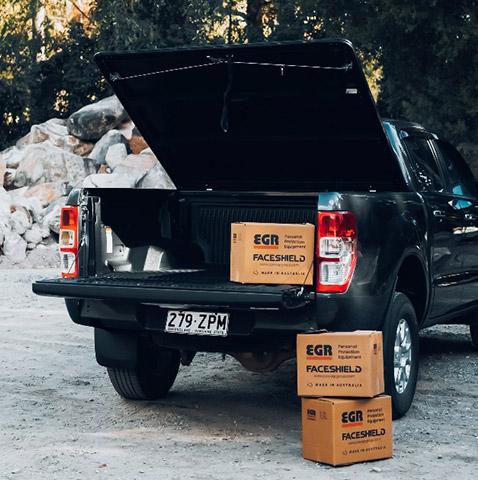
[{"x1": 296, "y1": 331, "x2": 393, "y2": 466}]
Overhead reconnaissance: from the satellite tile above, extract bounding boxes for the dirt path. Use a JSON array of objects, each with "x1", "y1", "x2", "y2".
[{"x1": 1, "y1": 269, "x2": 477, "y2": 479}]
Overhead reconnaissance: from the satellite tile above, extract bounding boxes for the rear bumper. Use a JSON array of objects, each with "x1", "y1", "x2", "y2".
[{"x1": 33, "y1": 275, "x2": 319, "y2": 351}]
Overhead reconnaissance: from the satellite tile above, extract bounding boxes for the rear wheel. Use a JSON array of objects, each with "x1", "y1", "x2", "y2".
[
  {"x1": 107, "y1": 344, "x2": 180, "y2": 400},
  {"x1": 382, "y1": 292, "x2": 419, "y2": 419},
  {"x1": 470, "y1": 324, "x2": 478, "y2": 349}
]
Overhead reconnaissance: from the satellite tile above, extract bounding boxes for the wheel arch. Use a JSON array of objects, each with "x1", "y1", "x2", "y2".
[{"x1": 393, "y1": 252, "x2": 430, "y2": 327}]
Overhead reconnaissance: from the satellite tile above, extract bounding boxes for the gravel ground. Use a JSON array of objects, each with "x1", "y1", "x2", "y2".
[{"x1": 1, "y1": 268, "x2": 477, "y2": 480}]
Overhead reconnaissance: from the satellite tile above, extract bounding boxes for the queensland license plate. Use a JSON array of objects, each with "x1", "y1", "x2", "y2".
[{"x1": 165, "y1": 310, "x2": 229, "y2": 336}]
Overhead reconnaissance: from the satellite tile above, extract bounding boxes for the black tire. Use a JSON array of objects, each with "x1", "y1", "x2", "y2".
[
  {"x1": 382, "y1": 292, "x2": 419, "y2": 419},
  {"x1": 107, "y1": 344, "x2": 180, "y2": 400},
  {"x1": 470, "y1": 324, "x2": 478, "y2": 349}
]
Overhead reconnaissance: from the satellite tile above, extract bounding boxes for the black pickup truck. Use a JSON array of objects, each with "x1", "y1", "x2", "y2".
[{"x1": 33, "y1": 39, "x2": 478, "y2": 418}]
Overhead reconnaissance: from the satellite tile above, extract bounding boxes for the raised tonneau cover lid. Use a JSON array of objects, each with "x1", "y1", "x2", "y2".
[{"x1": 95, "y1": 39, "x2": 406, "y2": 192}]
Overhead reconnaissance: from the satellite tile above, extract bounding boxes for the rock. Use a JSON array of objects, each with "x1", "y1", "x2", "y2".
[
  {"x1": 42, "y1": 197, "x2": 67, "y2": 234},
  {"x1": 13, "y1": 143, "x2": 95, "y2": 189},
  {"x1": 3, "y1": 169, "x2": 16, "y2": 189},
  {"x1": 16, "y1": 118, "x2": 67, "y2": 147},
  {"x1": 9, "y1": 208, "x2": 31, "y2": 235},
  {"x1": 0, "y1": 221, "x2": 8, "y2": 248},
  {"x1": 39, "y1": 223, "x2": 51, "y2": 239},
  {"x1": 23, "y1": 244, "x2": 60, "y2": 268},
  {"x1": 0, "y1": 146, "x2": 22, "y2": 168},
  {"x1": 67, "y1": 95, "x2": 128, "y2": 141},
  {"x1": 14, "y1": 118, "x2": 95, "y2": 156},
  {"x1": 10, "y1": 195, "x2": 43, "y2": 224},
  {"x1": 24, "y1": 182, "x2": 68, "y2": 207},
  {"x1": 56, "y1": 135, "x2": 95, "y2": 157},
  {"x1": 24, "y1": 224, "x2": 44, "y2": 247},
  {"x1": 117, "y1": 120, "x2": 135, "y2": 140},
  {"x1": 2, "y1": 230, "x2": 27, "y2": 263},
  {"x1": 0, "y1": 158, "x2": 6, "y2": 188},
  {"x1": 112, "y1": 152, "x2": 158, "y2": 174},
  {"x1": 136, "y1": 162, "x2": 175, "y2": 189},
  {"x1": 105, "y1": 143, "x2": 128, "y2": 170},
  {"x1": 0, "y1": 187, "x2": 11, "y2": 223},
  {"x1": 111, "y1": 150, "x2": 159, "y2": 184},
  {"x1": 82, "y1": 173, "x2": 137, "y2": 189},
  {"x1": 129, "y1": 127, "x2": 149, "y2": 154},
  {"x1": 88, "y1": 130, "x2": 128, "y2": 167}
]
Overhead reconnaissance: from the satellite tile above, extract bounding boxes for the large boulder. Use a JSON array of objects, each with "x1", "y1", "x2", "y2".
[
  {"x1": 88, "y1": 129, "x2": 128, "y2": 167},
  {"x1": 67, "y1": 95, "x2": 128, "y2": 141},
  {"x1": 13, "y1": 143, "x2": 95, "y2": 189},
  {"x1": 112, "y1": 151, "x2": 158, "y2": 174},
  {"x1": 2, "y1": 230, "x2": 27, "y2": 263},
  {"x1": 23, "y1": 181, "x2": 69, "y2": 207},
  {"x1": 82, "y1": 173, "x2": 137, "y2": 189},
  {"x1": 105, "y1": 143, "x2": 128, "y2": 170},
  {"x1": 136, "y1": 162, "x2": 175, "y2": 189},
  {"x1": 16, "y1": 118, "x2": 67, "y2": 147},
  {"x1": 15, "y1": 118, "x2": 95, "y2": 156}
]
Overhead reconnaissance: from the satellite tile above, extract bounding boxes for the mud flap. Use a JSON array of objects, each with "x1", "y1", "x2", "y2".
[{"x1": 94, "y1": 328, "x2": 139, "y2": 368}]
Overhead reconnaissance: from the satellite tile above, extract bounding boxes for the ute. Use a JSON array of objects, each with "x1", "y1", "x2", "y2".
[{"x1": 33, "y1": 39, "x2": 478, "y2": 418}]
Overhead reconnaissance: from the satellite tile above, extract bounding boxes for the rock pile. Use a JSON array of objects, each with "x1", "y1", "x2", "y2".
[{"x1": 0, "y1": 95, "x2": 174, "y2": 266}]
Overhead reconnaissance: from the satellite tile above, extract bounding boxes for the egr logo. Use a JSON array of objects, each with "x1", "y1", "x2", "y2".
[
  {"x1": 306, "y1": 344, "x2": 333, "y2": 360},
  {"x1": 253, "y1": 233, "x2": 279, "y2": 249},
  {"x1": 341, "y1": 410, "x2": 363, "y2": 428}
]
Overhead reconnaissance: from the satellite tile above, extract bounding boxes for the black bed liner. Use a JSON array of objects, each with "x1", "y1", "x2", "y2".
[{"x1": 33, "y1": 270, "x2": 314, "y2": 309}]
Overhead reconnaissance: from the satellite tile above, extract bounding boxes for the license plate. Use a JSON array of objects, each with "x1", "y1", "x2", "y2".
[{"x1": 165, "y1": 310, "x2": 229, "y2": 337}]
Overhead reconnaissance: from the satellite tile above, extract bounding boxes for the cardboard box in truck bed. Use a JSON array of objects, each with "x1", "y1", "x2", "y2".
[
  {"x1": 302, "y1": 395, "x2": 393, "y2": 466},
  {"x1": 230, "y1": 222, "x2": 314, "y2": 285},
  {"x1": 297, "y1": 331, "x2": 384, "y2": 398}
]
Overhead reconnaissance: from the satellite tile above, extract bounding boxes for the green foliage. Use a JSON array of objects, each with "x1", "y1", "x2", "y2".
[{"x1": 0, "y1": 0, "x2": 477, "y2": 149}]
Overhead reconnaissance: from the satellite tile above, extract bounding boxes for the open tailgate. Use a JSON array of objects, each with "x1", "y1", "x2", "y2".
[{"x1": 33, "y1": 270, "x2": 313, "y2": 309}]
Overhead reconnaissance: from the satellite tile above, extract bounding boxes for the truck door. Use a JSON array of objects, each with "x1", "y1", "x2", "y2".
[
  {"x1": 402, "y1": 134, "x2": 466, "y2": 320},
  {"x1": 432, "y1": 139, "x2": 478, "y2": 311}
]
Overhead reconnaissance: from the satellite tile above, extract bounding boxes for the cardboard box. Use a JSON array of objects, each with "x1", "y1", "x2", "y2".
[
  {"x1": 230, "y1": 222, "x2": 314, "y2": 285},
  {"x1": 297, "y1": 331, "x2": 384, "y2": 398},
  {"x1": 302, "y1": 395, "x2": 393, "y2": 466}
]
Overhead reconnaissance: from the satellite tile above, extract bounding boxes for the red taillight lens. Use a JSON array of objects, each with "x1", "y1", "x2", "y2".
[
  {"x1": 316, "y1": 211, "x2": 357, "y2": 293},
  {"x1": 59, "y1": 206, "x2": 79, "y2": 278}
]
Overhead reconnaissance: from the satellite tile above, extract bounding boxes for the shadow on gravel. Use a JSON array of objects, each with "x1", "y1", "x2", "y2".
[{"x1": 419, "y1": 329, "x2": 475, "y2": 356}]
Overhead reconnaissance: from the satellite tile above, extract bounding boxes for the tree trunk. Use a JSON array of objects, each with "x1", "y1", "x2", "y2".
[{"x1": 246, "y1": 0, "x2": 265, "y2": 42}]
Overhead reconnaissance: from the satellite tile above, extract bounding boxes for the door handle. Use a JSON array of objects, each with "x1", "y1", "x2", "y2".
[
  {"x1": 465, "y1": 213, "x2": 478, "y2": 221},
  {"x1": 433, "y1": 210, "x2": 446, "y2": 218}
]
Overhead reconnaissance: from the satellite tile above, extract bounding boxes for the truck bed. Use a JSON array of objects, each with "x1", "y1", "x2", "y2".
[{"x1": 33, "y1": 269, "x2": 314, "y2": 309}]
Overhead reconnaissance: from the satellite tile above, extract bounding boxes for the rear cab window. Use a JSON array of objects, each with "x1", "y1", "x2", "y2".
[
  {"x1": 402, "y1": 136, "x2": 445, "y2": 193},
  {"x1": 432, "y1": 140, "x2": 478, "y2": 198}
]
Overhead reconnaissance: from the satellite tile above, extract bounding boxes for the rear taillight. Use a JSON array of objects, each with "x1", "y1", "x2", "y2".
[
  {"x1": 316, "y1": 211, "x2": 357, "y2": 293},
  {"x1": 59, "y1": 206, "x2": 79, "y2": 278}
]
